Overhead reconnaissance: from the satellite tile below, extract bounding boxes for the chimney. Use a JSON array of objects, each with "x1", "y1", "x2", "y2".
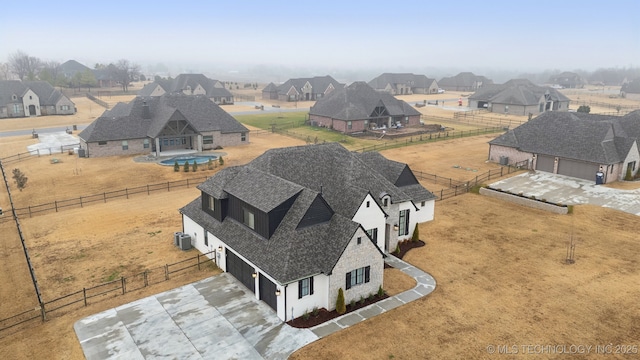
[{"x1": 142, "y1": 100, "x2": 150, "y2": 119}]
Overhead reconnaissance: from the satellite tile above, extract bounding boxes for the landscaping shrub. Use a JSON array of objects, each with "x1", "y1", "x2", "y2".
[
  {"x1": 173, "y1": 161, "x2": 179, "y2": 172},
  {"x1": 183, "y1": 161, "x2": 190, "y2": 172},
  {"x1": 624, "y1": 166, "x2": 633, "y2": 181},
  {"x1": 377, "y1": 285, "x2": 385, "y2": 297},
  {"x1": 302, "y1": 310, "x2": 310, "y2": 321},
  {"x1": 411, "y1": 225, "x2": 420, "y2": 242},
  {"x1": 192, "y1": 161, "x2": 198, "y2": 172},
  {"x1": 219, "y1": 156, "x2": 224, "y2": 166},
  {"x1": 336, "y1": 288, "x2": 346, "y2": 315},
  {"x1": 311, "y1": 306, "x2": 319, "y2": 317},
  {"x1": 207, "y1": 159, "x2": 214, "y2": 170}
]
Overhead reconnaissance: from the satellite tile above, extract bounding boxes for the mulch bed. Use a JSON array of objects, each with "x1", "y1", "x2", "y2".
[{"x1": 287, "y1": 239, "x2": 426, "y2": 329}]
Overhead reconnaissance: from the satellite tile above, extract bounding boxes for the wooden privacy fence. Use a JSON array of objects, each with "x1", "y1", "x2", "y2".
[
  {"x1": 0, "y1": 250, "x2": 215, "y2": 335},
  {"x1": 0, "y1": 176, "x2": 208, "y2": 223}
]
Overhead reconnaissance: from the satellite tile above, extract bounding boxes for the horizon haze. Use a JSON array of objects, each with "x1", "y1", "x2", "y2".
[{"x1": 1, "y1": 0, "x2": 638, "y2": 82}]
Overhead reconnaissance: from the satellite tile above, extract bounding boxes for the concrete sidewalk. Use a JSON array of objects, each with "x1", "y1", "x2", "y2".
[
  {"x1": 75, "y1": 256, "x2": 436, "y2": 359},
  {"x1": 490, "y1": 172, "x2": 640, "y2": 216}
]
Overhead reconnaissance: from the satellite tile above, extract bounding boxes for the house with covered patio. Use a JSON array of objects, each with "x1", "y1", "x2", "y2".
[
  {"x1": 308, "y1": 82, "x2": 421, "y2": 134},
  {"x1": 78, "y1": 94, "x2": 248, "y2": 157}
]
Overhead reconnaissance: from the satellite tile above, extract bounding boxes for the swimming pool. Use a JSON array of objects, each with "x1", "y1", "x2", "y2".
[{"x1": 159, "y1": 155, "x2": 218, "y2": 166}]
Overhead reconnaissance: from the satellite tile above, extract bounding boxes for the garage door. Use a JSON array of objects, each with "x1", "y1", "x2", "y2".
[
  {"x1": 557, "y1": 159, "x2": 599, "y2": 181},
  {"x1": 226, "y1": 250, "x2": 255, "y2": 293},
  {"x1": 536, "y1": 155, "x2": 555, "y2": 173},
  {"x1": 259, "y1": 273, "x2": 277, "y2": 311}
]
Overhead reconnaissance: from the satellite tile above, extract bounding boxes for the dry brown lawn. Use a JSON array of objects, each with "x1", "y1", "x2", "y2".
[{"x1": 0, "y1": 104, "x2": 638, "y2": 358}]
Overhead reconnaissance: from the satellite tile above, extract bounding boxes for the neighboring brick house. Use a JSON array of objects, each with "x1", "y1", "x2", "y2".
[
  {"x1": 59, "y1": 60, "x2": 117, "y2": 88},
  {"x1": 138, "y1": 74, "x2": 234, "y2": 105},
  {"x1": 488, "y1": 111, "x2": 640, "y2": 183},
  {"x1": 368, "y1": 73, "x2": 439, "y2": 95},
  {"x1": 78, "y1": 94, "x2": 248, "y2": 157},
  {"x1": 309, "y1": 82, "x2": 421, "y2": 134},
  {"x1": 438, "y1": 72, "x2": 493, "y2": 91},
  {"x1": 261, "y1": 75, "x2": 343, "y2": 101},
  {"x1": 180, "y1": 142, "x2": 436, "y2": 321},
  {"x1": 0, "y1": 80, "x2": 75, "y2": 118},
  {"x1": 548, "y1": 71, "x2": 587, "y2": 89},
  {"x1": 468, "y1": 79, "x2": 570, "y2": 115},
  {"x1": 621, "y1": 78, "x2": 640, "y2": 100}
]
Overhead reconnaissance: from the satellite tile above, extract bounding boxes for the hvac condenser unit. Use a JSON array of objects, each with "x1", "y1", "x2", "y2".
[
  {"x1": 179, "y1": 234, "x2": 192, "y2": 250},
  {"x1": 174, "y1": 232, "x2": 183, "y2": 247}
]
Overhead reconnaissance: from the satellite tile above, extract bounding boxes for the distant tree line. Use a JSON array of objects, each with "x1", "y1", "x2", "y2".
[{"x1": 1, "y1": 50, "x2": 140, "y2": 92}]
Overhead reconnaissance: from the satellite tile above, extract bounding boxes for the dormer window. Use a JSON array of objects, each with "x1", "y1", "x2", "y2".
[
  {"x1": 383, "y1": 198, "x2": 388, "y2": 207},
  {"x1": 243, "y1": 207, "x2": 255, "y2": 230}
]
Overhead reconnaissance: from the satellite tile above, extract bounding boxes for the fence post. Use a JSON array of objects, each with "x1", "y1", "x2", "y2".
[
  {"x1": 29, "y1": 206, "x2": 32, "y2": 218},
  {"x1": 144, "y1": 271, "x2": 148, "y2": 287},
  {"x1": 103, "y1": 193, "x2": 106, "y2": 203},
  {"x1": 501, "y1": 167, "x2": 504, "y2": 177},
  {"x1": 40, "y1": 302, "x2": 46, "y2": 322},
  {"x1": 83, "y1": 288, "x2": 87, "y2": 306},
  {"x1": 80, "y1": 196, "x2": 83, "y2": 208},
  {"x1": 167, "y1": 182, "x2": 170, "y2": 192},
  {"x1": 147, "y1": 184, "x2": 150, "y2": 195},
  {"x1": 125, "y1": 188, "x2": 128, "y2": 199},
  {"x1": 165, "y1": 264, "x2": 169, "y2": 280},
  {"x1": 187, "y1": 178, "x2": 189, "y2": 187},
  {"x1": 121, "y1": 277, "x2": 126, "y2": 294},
  {"x1": 55, "y1": 201, "x2": 58, "y2": 212},
  {"x1": 197, "y1": 253, "x2": 201, "y2": 270}
]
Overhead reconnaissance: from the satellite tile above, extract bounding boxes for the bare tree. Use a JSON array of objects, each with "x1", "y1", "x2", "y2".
[
  {"x1": 12, "y1": 168, "x2": 28, "y2": 191},
  {"x1": 111, "y1": 59, "x2": 140, "y2": 92},
  {"x1": 0, "y1": 62, "x2": 10, "y2": 80},
  {"x1": 8, "y1": 50, "x2": 42, "y2": 81},
  {"x1": 39, "y1": 60, "x2": 62, "y2": 86}
]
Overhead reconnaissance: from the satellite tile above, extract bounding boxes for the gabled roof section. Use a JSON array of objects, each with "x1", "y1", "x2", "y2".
[
  {"x1": 224, "y1": 167, "x2": 304, "y2": 213},
  {"x1": 490, "y1": 111, "x2": 640, "y2": 164},
  {"x1": 470, "y1": 79, "x2": 570, "y2": 105},
  {"x1": 297, "y1": 193, "x2": 334, "y2": 229},
  {"x1": 23, "y1": 81, "x2": 68, "y2": 106},
  {"x1": 439, "y1": 72, "x2": 493, "y2": 88},
  {"x1": 262, "y1": 82, "x2": 278, "y2": 92},
  {"x1": 137, "y1": 74, "x2": 233, "y2": 98},
  {"x1": 368, "y1": 73, "x2": 434, "y2": 89},
  {"x1": 79, "y1": 94, "x2": 247, "y2": 142},
  {"x1": 0, "y1": 80, "x2": 29, "y2": 106},
  {"x1": 309, "y1": 81, "x2": 420, "y2": 121},
  {"x1": 275, "y1": 75, "x2": 344, "y2": 95},
  {"x1": 58, "y1": 60, "x2": 92, "y2": 77},
  {"x1": 622, "y1": 78, "x2": 640, "y2": 94}
]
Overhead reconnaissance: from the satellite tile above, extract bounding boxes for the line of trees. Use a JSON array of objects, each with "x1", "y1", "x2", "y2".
[{"x1": 1, "y1": 50, "x2": 140, "y2": 92}]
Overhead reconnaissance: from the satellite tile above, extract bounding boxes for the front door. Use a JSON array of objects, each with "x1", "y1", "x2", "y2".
[{"x1": 28, "y1": 105, "x2": 36, "y2": 116}]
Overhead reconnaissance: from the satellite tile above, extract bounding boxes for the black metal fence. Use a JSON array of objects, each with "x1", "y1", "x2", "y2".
[{"x1": 0, "y1": 176, "x2": 208, "y2": 223}]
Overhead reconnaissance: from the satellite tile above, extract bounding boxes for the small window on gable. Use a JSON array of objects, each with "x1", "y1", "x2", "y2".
[
  {"x1": 12, "y1": 95, "x2": 17, "y2": 100},
  {"x1": 29, "y1": 95, "x2": 32, "y2": 100},
  {"x1": 357, "y1": 237, "x2": 362, "y2": 245},
  {"x1": 366, "y1": 201, "x2": 370, "y2": 208},
  {"x1": 383, "y1": 198, "x2": 388, "y2": 207},
  {"x1": 421, "y1": 201, "x2": 426, "y2": 207}
]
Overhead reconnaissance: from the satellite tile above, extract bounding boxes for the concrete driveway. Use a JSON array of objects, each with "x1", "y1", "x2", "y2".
[
  {"x1": 74, "y1": 274, "x2": 317, "y2": 360},
  {"x1": 490, "y1": 172, "x2": 640, "y2": 216}
]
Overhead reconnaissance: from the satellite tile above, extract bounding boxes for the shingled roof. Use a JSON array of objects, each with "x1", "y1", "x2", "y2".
[
  {"x1": 622, "y1": 78, "x2": 640, "y2": 94},
  {"x1": 138, "y1": 74, "x2": 233, "y2": 98},
  {"x1": 309, "y1": 81, "x2": 420, "y2": 121},
  {"x1": 0, "y1": 80, "x2": 29, "y2": 107},
  {"x1": 23, "y1": 81, "x2": 67, "y2": 106},
  {"x1": 274, "y1": 76, "x2": 343, "y2": 95},
  {"x1": 79, "y1": 94, "x2": 247, "y2": 142},
  {"x1": 490, "y1": 111, "x2": 640, "y2": 164},
  {"x1": 183, "y1": 142, "x2": 433, "y2": 283},
  {"x1": 368, "y1": 73, "x2": 435, "y2": 90},
  {"x1": 469, "y1": 79, "x2": 570, "y2": 105},
  {"x1": 438, "y1": 72, "x2": 493, "y2": 89}
]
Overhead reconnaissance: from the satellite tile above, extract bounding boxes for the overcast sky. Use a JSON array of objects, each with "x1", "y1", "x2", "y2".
[{"x1": 1, "y1": 0, "x2": 638, "y2": 77}]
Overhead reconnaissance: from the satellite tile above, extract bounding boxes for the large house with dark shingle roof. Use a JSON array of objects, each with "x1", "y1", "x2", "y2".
[
  {"x1": 488, "y1": 111, "x2": 640, "y2": 182},
  {"x1": 621, "y1": 78, "x2": 640, "y2": 100},
  {"x1": 0, "y1": 80, "x2": 75, "y2": 118},
  {"x1": 180, "y1": 142, "x2": 436, "y2": 321},
  {"x1": 368, "y1": 73, "x2": 439, "y2": 95},
  {"x1": 469, "y1": 79, "x2": 570, "y2": 115},
  {"x1": 438, "y1": 72, "x2": 492, "y2": 92},
  {"x1": 261, "y1": 75, "x2": 343, "y2": 101},
  {"x1": 78, "y1": 94, "x2": 248, "y2": 157},
  {"x1": 548, "y1": 71, "x2": 587, "y2": 89},
  {"x1": 309, "y1": 82, "x2": 421, "y2": 134},
  {"x1": 138, "y1": 74, "x2": 234, "y2": 105}
]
